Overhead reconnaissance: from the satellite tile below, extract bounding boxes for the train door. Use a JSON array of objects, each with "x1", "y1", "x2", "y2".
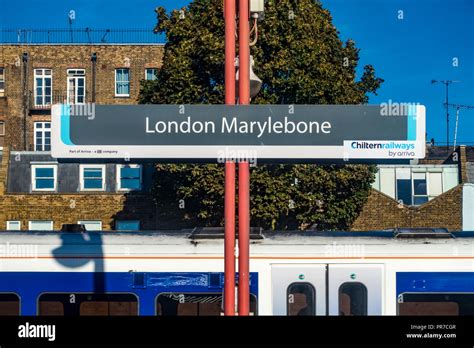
[
  {"x1": 271, "y1": 264, "x2": 383, "y2": 315},
  {"x1": 328, "y1": 264, "x2": 383, "y2": 315},
  {"x1": 271, "y1": 264, "x2": 326, "y2": 315}
]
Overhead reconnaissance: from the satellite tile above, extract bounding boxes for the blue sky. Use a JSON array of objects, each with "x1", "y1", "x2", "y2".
[{"x1": 1, "y1": 0, "x2": 473, "y2": 144}]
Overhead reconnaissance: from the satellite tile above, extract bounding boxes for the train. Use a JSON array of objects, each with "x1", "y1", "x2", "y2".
[{"x1": 0, "y1": 228, "x2": 473, "y2": 316}]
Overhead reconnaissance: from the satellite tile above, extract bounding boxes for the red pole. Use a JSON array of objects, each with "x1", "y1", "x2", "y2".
[
  {"x1": 224, "y1": 0, "x2": 236, "y2": 316},
  {"x1": 224, "y1": 161, "x2": 236, "y2": 315},
  {"x1": 238, "y1": 161, "x2": 250, "y2": 315},
  {"x1": 238, "y1": 0, "x2": 250, "y2": 104},
  {"x1": 238, "y1": 0, "x2": 250, "y2": 316}
]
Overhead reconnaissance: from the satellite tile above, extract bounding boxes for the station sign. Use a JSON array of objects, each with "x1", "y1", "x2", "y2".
[{"x1": 51, "y1": 104, "x2": 425, "y2": 161}]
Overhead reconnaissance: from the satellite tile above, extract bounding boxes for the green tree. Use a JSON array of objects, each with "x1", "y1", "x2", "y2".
[{"x1": 142, "y1": 0, "x2": 382, "y2": 230}]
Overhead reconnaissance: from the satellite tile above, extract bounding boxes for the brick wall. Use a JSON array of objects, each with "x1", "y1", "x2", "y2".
[
  {"x1": 351, "y1": 185, "x2": 463, "y2": 231},
  {"x1": 0, "y1": 44, "x2": 164, "y2": 150}
]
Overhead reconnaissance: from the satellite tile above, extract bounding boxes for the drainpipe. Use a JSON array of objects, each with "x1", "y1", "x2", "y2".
[
  {"x1": 91, "y1": 53, "x2": 97, "y2": 103},
  {"x1": 22, "y1": 52, "x2": 29, "y2": 151}
]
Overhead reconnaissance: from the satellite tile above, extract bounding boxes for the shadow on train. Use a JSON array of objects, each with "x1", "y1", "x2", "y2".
[{"x1": 52, "y1": 229, "x2": 105, "y2": 293}]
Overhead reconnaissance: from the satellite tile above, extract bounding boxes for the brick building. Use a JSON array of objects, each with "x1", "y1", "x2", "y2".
[
  {"x1": 0, "y1": 41, "x2": 164, "y2": 231},
  {"x1": 352, "y1": 146, "x2": 474, "y2": 231},
  {"x1": 0, "y1": 35, "x2": 472, "y2": 232}
]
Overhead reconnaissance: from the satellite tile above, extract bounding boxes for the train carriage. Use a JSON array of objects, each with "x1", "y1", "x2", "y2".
[{"x1": 0, "y1": 228, "x2": 473, "y2": 316}]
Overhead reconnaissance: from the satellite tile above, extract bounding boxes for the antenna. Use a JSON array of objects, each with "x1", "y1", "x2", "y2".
[
  {"x1": 431, "y1": 80, "x2": 461, "y2": 147},
  {"x1": 444, "y1": 103, "x2": 474, "y2": 149},
  {"x1": 68, "y1": 10, "x2": 76, "y2": 43}
]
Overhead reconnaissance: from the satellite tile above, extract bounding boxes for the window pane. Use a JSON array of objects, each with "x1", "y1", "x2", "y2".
[
  {"x1": 0, "y1": 294, "x2": 20, "y2": 316},
  {"x1": 38, "y1": 294, "x2": 138, "y2": 316},
  {"x1": 122, "y1": 69, "x2": 129, "y2": 81},
  {"x1": 0, "y1": 122, "x2": 5, "y2": 135},
  {"x1": 7, "y1": 221, "x2": 21, "y2": 231},
  {"x1": 379, "y1": 168, "x2": 395, "y2": 198},
  {"x1": 78, "y1": 221, "x2": 102, "y2": 231},
  {"x1": 121, "y1": 179, "x2": 140, "y2": 190},
  {"x1": 36, "y1": 179, "x2": 54, "y2": 189},
  {"x1": 399, "y1": 302, "x2": 459, "y2": 316},
  {"x1": 116, "y1": 220, "x2": 140, "y2": 230},
  {"x1": 39, "y1": 301, "x2": 64, "y2": 316},
  {"x1": 121, "y1": 167, "x2": 140, "y2": 178},
  {"x1": 84, "y1": 169, "x2": 103, "y2": 178},
  {"x1": 156, "y1": 293, "x2": 257, "y2": 316},
  {"x1": 396, "y1": 179, "x2": 412, "y2": 205},
  {"x1": 29, "y1": 221, "x2": 53, "y2": 230},
  {"x1": 79, "y1": 301, "x2": 138, "y2": 316},
  {"x1": 428, "y1": 172, "x2": 443, "y2": 196},
  {"x1": 36, "y1": 168, "x2": 54, "y2": 178},
  {"x1": 414, "y1": 196, "x2": 428, "y2": 205},
  {"x1": 443, "y1": 168, "x2": 459, "y2": 191},
  {"x1": 413, "y1": 173, "x2": 427, "y2": 195},
  {"x1": 84, "y1": 179, "x2": 103, "y2": 189},
  {"x1": 339, "y1": 282, "x2": 367, "y2": 316},
  {"x1": 398, "y1": 293, "x2": 474, "y2": 315},
  {"x1": 146, "y1": 69, "x2": 157, "y2": 80},
  {"x1": 287, "y1": 283, "x2": 315, "y2": 316}
]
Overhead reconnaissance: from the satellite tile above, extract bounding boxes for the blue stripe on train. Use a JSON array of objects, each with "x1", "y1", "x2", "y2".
[
  {"x1": 0, "y1": 272, "x2": 258, "y2": 316},
  {"x1": 397, "y1": 272, "x2": 474, "y2": 295}
]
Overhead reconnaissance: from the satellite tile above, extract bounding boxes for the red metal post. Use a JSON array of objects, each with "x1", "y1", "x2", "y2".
[
  {"x1": 224, "y1": 0, "x2": 236, "y2": 316},
  {"x1": 238, "y1": 0, "x2": 250, "y2": 105},
  {"x1": 238, "y1": 160, "x2": 250, "y2": 315},
  {"x1": 238, "y1": 0, "x2": 250, "y2": 316},
  {"x1": 224, "y1": 161, "x2": 236, "y2": 315}
]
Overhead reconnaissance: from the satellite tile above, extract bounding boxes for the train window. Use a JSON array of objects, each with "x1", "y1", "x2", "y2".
[
  {"x1": 287, "y1": 283, "x2": 315, "y2": 316},
  {"x1": 398, "y1": 293, "x2": 474, "y2": 315},
  {"x1": 156, "y1": 293, "x2": 258, "y2": 316},
  {"x1": 0, "y1": 294, "x2": 20, "y2": 315},
  {"x1": 38, "y1": 293, "x2": 138, "y2": 316},
  {"x1": 39, "y1": 301, "x2": 64, "y2": 316},
  {"x1": 339, "y1": 282, "x2": 368, "y2": 316}
]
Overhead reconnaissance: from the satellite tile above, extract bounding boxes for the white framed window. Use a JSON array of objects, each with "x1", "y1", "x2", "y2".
[
  {"x1": 6, "y1": 221, "x2": 21, "y2": 231},
  {"x1": 116, "y1": 220, "x2": 140, "y2": 231},
  {"x1": 412, "y1": 172, "x2": 428, "y2": 205},
  {"x1": 80, "y1": 164, "x2": 106, "y2": 191},
  {"x1": 34, "y1": 122, "x2": 51, "y2": 151},
  {"x1": 145, "y1": 68, "x2": 158, "y2": 81},
  {"x1": 67, "y1": 69, "x2": 85, "y2": 104},
  {"x1": 31, "y1": 165, "x2": 57, "y2": 191},
  {"x1": 78, "y1": 220, "x2": 102, "y2": 231},
  {"x1": 115, "y1": 68, "x2": 130, "y2": 96},
  {"x1": 0, "y1": 68, "x2": 4, "y2": 95},
  {"x1": 34, "y1": 68, "x2": 52, "y2": 106},
  {"x1": 28, "y1": 220, "x2": 53, "y2": 231},
  {"x1": 116, "y1": 164, "x2": 142, "y2": 191},
  {"x1": 375, "y1": 165, "x2": 458, "y2": 206},
  {"x1": 0, "y1": 121, "x2": 5, "y2": 136}
]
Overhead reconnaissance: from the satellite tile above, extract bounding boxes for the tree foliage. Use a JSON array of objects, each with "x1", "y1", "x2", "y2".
[{"x1": 142, "y1": 0, "x2": 382, "y2": 230}]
